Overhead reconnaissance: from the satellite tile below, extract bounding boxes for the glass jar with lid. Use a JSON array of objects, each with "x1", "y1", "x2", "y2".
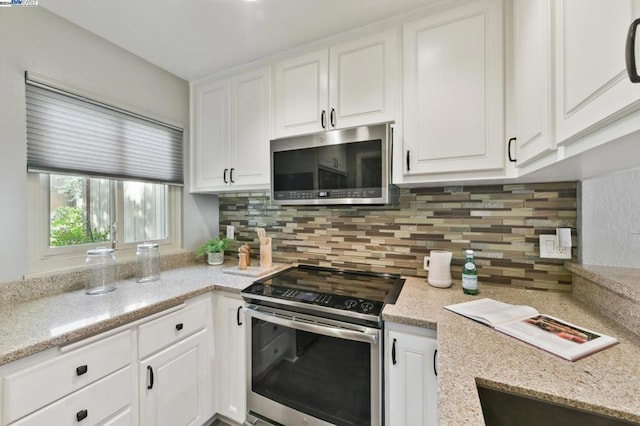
[
  {"x1": 136, "y1": 242, "x2": 160, "y2": 283},
  {"x1": 85, "y1": 247, "x2": 117, "y2": 295}
]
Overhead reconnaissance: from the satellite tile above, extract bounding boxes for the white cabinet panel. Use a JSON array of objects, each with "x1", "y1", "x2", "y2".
[
  {"x1": 190, "y1": 67, "x2": 270, "y2": 193},
  {"x1": 230, "y1": 68, "x2": 271, "y2": 187},
  {"x1": 213, "y1": 294, "x2": 246, "y2": 424},
  {"x1": 11, "y1": 367, "x2": 131, "y2": 426},
  {"x1": 403, "y1": 0, "x2": 504, "y2": 176},
  {"x1": 273, "y1": 29, "x2": 398, "y2": 138},
  {"x1": 274, "y1": 50, "x2": 328, "y2": 137},
  {"x1": 513, "y1": 0, "x2": 555, "y2": 166},
  {"x1": 3, "y1": 331, "x2": 131, "y2": 424},
  {"x1": 139, "y1": 330, "x2": 210, "y2": 426},
  {"x1": 555, "y1": 0, "x2": 640, "y2": 144},
  {"x1": 329, "y1": 29, "x2": 398, "y2": 129},
  {"x1": 138, "y1": 299, "x2": 208, "y2": 359},
  {"x1": 385, "y1": 324, "x2": 438, "y2": 426},
  {"x1": 192, "y1": 79, "x2": 229, "y2": 190}
]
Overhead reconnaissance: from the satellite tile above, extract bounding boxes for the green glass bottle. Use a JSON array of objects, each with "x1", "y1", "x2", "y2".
[{"x1": 462, "y1": 249, "x2": 478, "y2": 295}]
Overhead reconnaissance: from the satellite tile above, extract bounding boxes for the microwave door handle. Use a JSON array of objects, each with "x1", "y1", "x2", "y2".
[{"x1": 243, "y1": 306, "x2": 378, "y2": 344}]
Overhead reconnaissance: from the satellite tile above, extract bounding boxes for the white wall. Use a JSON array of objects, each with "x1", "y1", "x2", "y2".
[
  {"x1": 581, "y1": 167, "x2": 640, "y2": 267},
  {"x1": 0, "y1": 7, "x2": 218, "y2": 282}
]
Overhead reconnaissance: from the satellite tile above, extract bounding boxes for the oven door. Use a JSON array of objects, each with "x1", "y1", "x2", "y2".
[{"x1": 243, "y1": 304, "x2": 382, "y2": 426}]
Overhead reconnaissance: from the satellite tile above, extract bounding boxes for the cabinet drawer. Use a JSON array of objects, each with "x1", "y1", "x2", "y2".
[
  {"x1": 10, "y1": 366, "x2": 132, "y2": 426},
  {"x1": 138, "y1": 299, "x2": 208, "y2": 358},
  {"x1": 3, "y1": 330, "x2": 132, "y2": 424}
]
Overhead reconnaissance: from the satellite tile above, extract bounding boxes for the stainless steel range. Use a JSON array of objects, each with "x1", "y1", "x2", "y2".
[{"x1": 241, "y1": 264, "x2": 405, "y2": 426}]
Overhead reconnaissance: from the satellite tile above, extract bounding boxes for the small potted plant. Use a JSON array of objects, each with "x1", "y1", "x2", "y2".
[{"x1": 195, "y1": 237, "x2": 231, "y2": 266}]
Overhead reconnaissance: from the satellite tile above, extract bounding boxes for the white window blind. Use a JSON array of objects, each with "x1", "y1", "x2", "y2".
[{"x1": 25, "y1": 75, "x2": 184, "y2": 185}]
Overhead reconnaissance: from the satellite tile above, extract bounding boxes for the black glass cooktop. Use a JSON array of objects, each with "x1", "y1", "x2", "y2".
[{"x1": 241, "y1": 264, "x2": 405, "y2": 326}]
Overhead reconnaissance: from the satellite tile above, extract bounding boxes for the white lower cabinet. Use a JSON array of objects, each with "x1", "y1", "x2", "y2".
[
  {"x1": 11, "y1": 367, "x2": 132, "y2": 426},
  {"x1": 213, "y1": 293, "x2": 246, "y2": 424},
  {"x1": 0, "y1": 294, "x2": 215, "y2": 426},
  {"x1": 1, "y1": 330, "x2": 134, "y2": 426},
  {"x1": 385, "y1": 323, "x2": 438, "y2": 426},
  {"x1": 139, "y1": 330, "x2": 210, "y2": 426},
  {"x1": 138, "y1": 295, "x2": 214, "y2": 426}
]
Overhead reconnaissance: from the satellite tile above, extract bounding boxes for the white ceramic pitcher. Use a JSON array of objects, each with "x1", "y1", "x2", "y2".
[{"x1": 424, "y1": 250, "x2": 453, "y2": 288}]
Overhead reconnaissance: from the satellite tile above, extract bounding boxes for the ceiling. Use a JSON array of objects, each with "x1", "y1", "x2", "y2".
[{"x1": 39, "y1": 0, "x2": 432, "y2": 81}]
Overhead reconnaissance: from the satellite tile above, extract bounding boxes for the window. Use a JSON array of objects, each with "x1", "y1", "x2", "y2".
[
  {"x1": 48, "y1": 175, "x2": 171, "y2": 248},
  {"x1": 26, "y1": 74, "x2": 183, "y2": 276}
]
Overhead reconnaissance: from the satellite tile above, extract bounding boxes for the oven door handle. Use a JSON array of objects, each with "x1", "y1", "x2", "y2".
[{"x1": 243, "y1": 306, "x2": 379, "y2": 344}]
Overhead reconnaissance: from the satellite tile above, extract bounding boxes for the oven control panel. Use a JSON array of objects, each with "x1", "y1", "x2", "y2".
[{"x1": 242, "y1": 283, "x2": 383, "y2": 316}]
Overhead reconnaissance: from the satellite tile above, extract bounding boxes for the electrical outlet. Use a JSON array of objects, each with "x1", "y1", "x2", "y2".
[
  {"x1": 226, "y1": 225, "x2": 235, "y2": 240},
  {"x1": 539, "y1": 235, "x2": 571, "y2": 259}
]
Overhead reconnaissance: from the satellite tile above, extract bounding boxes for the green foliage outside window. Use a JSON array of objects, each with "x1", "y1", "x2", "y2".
[{"x1": 50, "y1": 206, "x2": 110, "y2": 247}]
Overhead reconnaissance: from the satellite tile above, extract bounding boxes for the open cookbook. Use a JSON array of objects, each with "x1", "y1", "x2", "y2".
[{"x1": 444, "y1": 298, "x2": 618, "y2": 361}]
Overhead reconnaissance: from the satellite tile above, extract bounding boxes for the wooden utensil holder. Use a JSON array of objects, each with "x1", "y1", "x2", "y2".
[{"x1": 260, "y1": 237, "x2": 272, "y2": 268}]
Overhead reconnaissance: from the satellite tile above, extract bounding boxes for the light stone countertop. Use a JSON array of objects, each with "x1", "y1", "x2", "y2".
[
  {"x1": 384, "y1": 277, "x2": 640, "y2": 425},
  {"x1": 2, "y1": 263, "x2": 639, "y2": 425},
  {"x1": 0, "y1": 262, "x2": 281, "y2": 365}
]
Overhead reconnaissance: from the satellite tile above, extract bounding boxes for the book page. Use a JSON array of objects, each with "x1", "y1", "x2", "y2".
[
  {"x1": 444, "y1": 298, "x2": 539, "y2": 327},
  {"x1": 496, "y1": 314, "x2": 618, "y2": 361}
]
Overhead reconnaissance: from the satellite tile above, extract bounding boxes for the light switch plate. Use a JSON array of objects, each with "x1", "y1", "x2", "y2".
[
  {"x1": 226, "y1": 225, "x2": 235, "y2": 240},
  {"x1": 539, "y1": 235, "x2": 571, "y2": 259}
]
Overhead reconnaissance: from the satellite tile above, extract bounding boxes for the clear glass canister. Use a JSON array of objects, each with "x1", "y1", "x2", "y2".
[
  {"x1": 85, "y1": 247, "x2": 117, "y2": 295},
  {"x1": 136, "y1": 242, "x2": 160, "y2": 283}
]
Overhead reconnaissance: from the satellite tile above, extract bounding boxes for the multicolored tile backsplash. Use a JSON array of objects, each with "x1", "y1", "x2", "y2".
[{"x1": 219, "y1": 182, "x2": 577, "y2": 291}]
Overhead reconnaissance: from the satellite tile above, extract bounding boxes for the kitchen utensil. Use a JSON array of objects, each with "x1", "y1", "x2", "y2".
[
  {"x1": 260, "y1": 237, "x2": 272, "y2": 268},
  {"x1": 136, "y1": 242, "x2": 160, "y2": 283},
  {"x1": 424, "y1": 250, "x2": 452, "y2": 288},
  {"x1": 256, "y1": 227, "x2": 267, "y2": 244},
  {"x1": 85, "y1": 247, "x2": 116, "y2": 294}
]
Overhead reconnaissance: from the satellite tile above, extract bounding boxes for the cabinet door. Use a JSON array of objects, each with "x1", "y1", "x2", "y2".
[
  {"x1": 403, "y1": 0, "x2": 504, "y2": 175},
  {"x1": 139, "y1": 330, "x2": 211, "y2": 426},
  {"x1": 555, "y1": 0, "x2": 640, "y2": 145},
  {"x1": 191, "y1": 79, "x2": 230, "y2": 191},
  {"x1": 386, "y1": 329, "x2": 438, "y2": 426},
  {"x1": 274, "y1": 49, "x2": 329, "y2": 138},
  {"x1": 213, "y1": 294, "x2": 246, "y2": 424},
  {"x1": 514, "y1": 0, "x2": 555, "y2": 166},
  {"x1": 229, "y1": 67, "x2": 271, "y2": 189},
  {"x1": 329, "y1": 29, "x2": 398, "y2": 130}
]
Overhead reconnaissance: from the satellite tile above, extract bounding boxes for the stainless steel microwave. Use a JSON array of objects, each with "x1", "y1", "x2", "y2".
[{"x1": 270, "y1": 123, "x2": 397, "y2": 205}]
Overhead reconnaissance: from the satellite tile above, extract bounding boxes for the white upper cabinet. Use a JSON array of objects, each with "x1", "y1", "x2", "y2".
[
  {"x1": 329, "y1": 30, "x2": 398, "y2": 130},
  {"x1": 273, "y1": 29, "x2": 398, "y2": 138},
  {"x1": 402, "y1": 0, "x2": 505, "y2": 176},
  {"x1": 230, "y1": 68, "x2": 271, "y2": 188},
  {"x1": 554, "y1": 0, "x2": 640, "y2": 145},
  {"x1": 192, "y1": 79, "x2": 229, "y2": 191},
  {"x1": 274, "y1": 50, "x2": 329, "y2": 137},
  {"x1": 190, "y1": 67, "x2": 270, "y2": 193},
  {"x1": 513, "y1": 0, "x2": 555, "y2": 167}
]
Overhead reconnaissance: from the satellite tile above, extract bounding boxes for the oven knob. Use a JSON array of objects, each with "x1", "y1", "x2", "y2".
[
  {"x1": 345, "y1": 299, "x2": 358, "y2": 309},
  {"x1": 361, "y1": 302, "x2": 374, "y2": 313}
]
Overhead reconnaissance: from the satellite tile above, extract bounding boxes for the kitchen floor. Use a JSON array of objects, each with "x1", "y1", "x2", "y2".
[{"x1": 212, "y1": 420, "x2": 233, "y2": 426}]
